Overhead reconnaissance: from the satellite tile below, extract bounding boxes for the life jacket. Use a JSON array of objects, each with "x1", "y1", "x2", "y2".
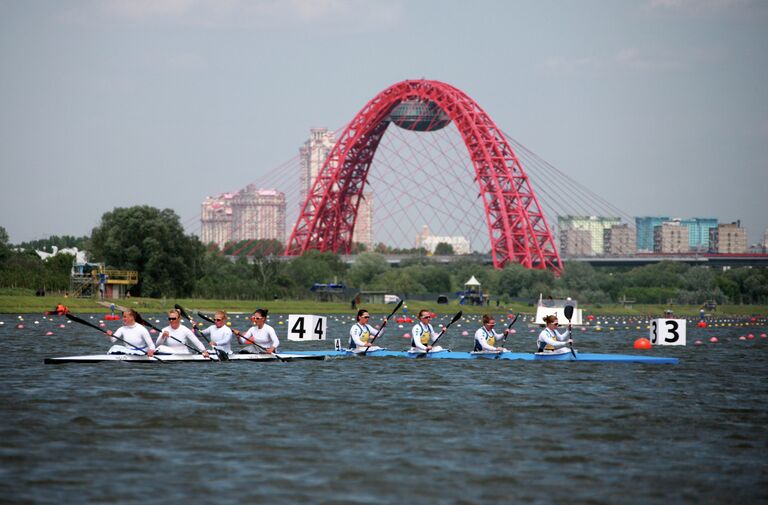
[
  {"x1": 538, "y1": 328, "x2": 557, "y2": 352},
  {"x1": 349, "y1": 324, "x2": 371, "y2": 349},
  {"x1": 474, "y1": 327, "x2": 496, "y2": 351},
  {"x1": 411, "y1": 323, "x2": 432, "y2": 347},
  {"x1": 55, "y1": 304, "x2": 68, "y2": 315}
]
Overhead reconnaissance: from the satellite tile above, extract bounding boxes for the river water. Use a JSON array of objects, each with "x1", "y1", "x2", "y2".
[{"x1": 1, "y1": 312, "x2": 766, "y2": 504}]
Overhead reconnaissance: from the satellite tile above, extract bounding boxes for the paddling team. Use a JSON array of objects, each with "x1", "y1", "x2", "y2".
[
  {"x1": 101, "y1": 307, "x2": 571, "y2": 357},
  {"x1": 104, "y1": 308, "x2": 281, "y2": 358}
]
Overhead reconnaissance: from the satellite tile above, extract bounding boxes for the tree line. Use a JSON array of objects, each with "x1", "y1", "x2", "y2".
[{"x1": 2, "y1": 206, "x2": 767, "y2": 304}]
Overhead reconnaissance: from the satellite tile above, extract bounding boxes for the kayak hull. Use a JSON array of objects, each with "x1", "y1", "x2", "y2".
[
  {"x1": 289, "y1": 349, "x2": 679, "y2": 364},
  {"x1": 43, "y1": 353, "x2": 326, "y2": 364}
]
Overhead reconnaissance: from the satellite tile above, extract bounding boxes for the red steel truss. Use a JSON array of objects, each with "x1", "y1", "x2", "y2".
[{"x1": 285, "y1": 79, "x2": 563, "y2": 273}]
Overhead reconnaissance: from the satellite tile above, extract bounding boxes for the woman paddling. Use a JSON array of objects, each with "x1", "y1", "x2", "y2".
[
  {"x1": 537, "y1": 314, "x2": 572, "y2": 353},
  {"x1": 200, "y1": 310, "x2": 234, "y2": 355},
  {"x1": 238, "y1": 308, "x2": 280, "y2": 354},
  {"x1": 410, "y1": 310, "x2": 447, "y2": 353},
  {"x1": 105, "y1": 309, "x2": 156, "y2": 356},
  {"x1": 156, "y1": 309, "x2": 209, "y2": 357},
  {"x1": 473, "y1": 314, "x2": 508, "y2": 353},
  {"x1": 347, "y1": 308, "x2": 387, "y2": 353}
]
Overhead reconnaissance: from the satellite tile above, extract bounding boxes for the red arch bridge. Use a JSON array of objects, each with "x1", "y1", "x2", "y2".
[{"x1": 285, "y1": 79, "x2": 564, "y2": 274}]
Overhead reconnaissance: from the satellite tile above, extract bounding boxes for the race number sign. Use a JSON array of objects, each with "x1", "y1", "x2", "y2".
[
  {"x1": 287, "y1": 315, "x2": 327, "y2": 341},
  {"x1": 650, "y1": 319, "x2": 686, "y2": 346}
]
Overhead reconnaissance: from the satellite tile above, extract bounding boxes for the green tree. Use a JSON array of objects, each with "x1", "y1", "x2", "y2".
[
  {"x1": 433, "y1": 242, "x2": 454, "y2": 255},
  {"x1": 16, "y1": 235, "x2": 89, "y2": 253},
  {"x1": 348, "y1": 252, "x2": 389, "y2": 288},
  {"x1": 89, "y1": 206, "x2": 204, "y2": 297},
  {"x1": 370, "y1": 269, "x2": 427, "y2": 294},
  {"x1": 0, "y1": 225, "x2": 9, "y2": 263},
  {"x1": 284, "y1": 250, "x2": 347, "y2": 289}
]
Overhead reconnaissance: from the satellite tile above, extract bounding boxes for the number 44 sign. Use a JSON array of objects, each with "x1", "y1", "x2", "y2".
[
  {"x1": 287, "y1": 315, "x2": 327, "y2": 341},
  {"x1": 650, "y1": 319, "x2": 686, "y2": 346}
]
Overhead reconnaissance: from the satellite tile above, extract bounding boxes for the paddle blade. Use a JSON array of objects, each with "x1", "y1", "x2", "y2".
[
  {"x1": 174, "y1": 304, "x2": 191, "y2": 321},
  {"x1": 564, "y1": 305, "x2": 574, "y2": 322},
  {"x1": 451, "y1": 311, "x2": 463, "y2": 325}
]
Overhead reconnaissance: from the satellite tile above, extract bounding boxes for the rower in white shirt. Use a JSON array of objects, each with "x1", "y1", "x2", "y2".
[
  {"x1": 537, "y1": 314, "x2": 572, "y2": 353},
  {"x1": 156, "y1": 309, "x2": 209, "y2": 357},
  {"x1": 473, "y1": 314, "x2": 508, "y2": 353},
  {"x1": 238, "y1": 308, "x2": 280, "y2": 354},
  {"x1": 410, "y1": 310, "x2": 447, "y2": 353},
  {"x1": 105, "y1": 309, "x2": 156, "y2": 356},
  {"x1": 348, "y1": 309, "x2": 387, "y2": 353},
  {"x1": 201, "y1": 310, "x2": 234, "y2": 355}
]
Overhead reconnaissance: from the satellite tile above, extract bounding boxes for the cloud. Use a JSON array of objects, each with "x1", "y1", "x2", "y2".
[
  {"x1": 614, "y1": 47, "x2": 686, "y2": 71},
  {"x1": 71, "y1": 0, "x2": 402, "y2": 30},
  {"x1": 647, "y1": 0, "x2": 755, "y2": 13},
  {"x1": 541, "y1": 47, "x2": 687, "y2": 74}
]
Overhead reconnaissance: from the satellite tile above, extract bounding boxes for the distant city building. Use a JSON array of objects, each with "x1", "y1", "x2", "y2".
[
  {"x1": 654, "y1": 222, "x2": 689, "y2": 253},
  {"x1": 353, "y1": 192, "x2": 374, "y2": 250},
  {"x1": 299, "y1": 128, "x2": 336, "y2": 203},
  {"x1": 637, "y1": 216, "x2": 718, "y2": 252},
  {"x1": 679, "y1": 217, "x2": 718, "y2": 251},
  {"x1": 415, "y1": 225, "x2": 470, "y2": 255},
  {"x1": 558, "y1": 215, "x2": 622, "y2": 255},
  {"x1": 201, "y1": 193, "x2": 235, "y2": 246},
  {"x1": 763, "y1": 229, "x2": 768, "y2": 253},
  {"x1": 200, "y1": 186, "x2": 286, "y2": 247},
  {"x1": 560, "y1": 228, "x2": 593, "y2": 257},
  {"x1": 299, "y1": 128, "x2": 374, "y2": 250},
  {"x1": 603, "y1": 224, "x2": 636, "y2": 256},
  {"x1": 635, "y1": 216, "x2": 670, "y2": 252},
  {"x1": 231, "y1": 185, "x2": 286, "y2": 243},
  {"x1": 709, "y1": 221, "x2": 747, "y2": 253}
]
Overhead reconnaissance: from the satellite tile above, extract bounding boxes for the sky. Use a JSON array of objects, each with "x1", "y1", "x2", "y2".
[{"x1": 1, "y1": 0, "x2": 767, "y2": 246}]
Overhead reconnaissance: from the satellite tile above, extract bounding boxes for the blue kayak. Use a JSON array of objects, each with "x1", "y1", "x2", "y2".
[{"x1": 289, "y1": 349, "x2": 679, "y2": 364}]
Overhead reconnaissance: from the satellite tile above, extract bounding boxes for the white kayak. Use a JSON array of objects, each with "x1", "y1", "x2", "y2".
[{"x1": 44, "y1": 352, "x2": 326, "y2": 364}]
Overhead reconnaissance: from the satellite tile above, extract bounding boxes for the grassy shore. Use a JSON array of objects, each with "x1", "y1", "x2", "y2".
[{"x1": 1, "y1": 294, "x2": 765, "y2": 317}]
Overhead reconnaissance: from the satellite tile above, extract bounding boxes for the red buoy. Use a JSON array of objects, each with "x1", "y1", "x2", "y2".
[{"x1": 633, "y1": 338, "x2": 652, "y2": 350}]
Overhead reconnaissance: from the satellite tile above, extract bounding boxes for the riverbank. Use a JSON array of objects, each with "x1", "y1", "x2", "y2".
[{"x1": 1, "y1": 294, "x2": 765, "y2": 317}]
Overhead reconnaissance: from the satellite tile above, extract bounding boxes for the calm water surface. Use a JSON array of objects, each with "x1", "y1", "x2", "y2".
[{"x1": 1, "y1": 313, "x2": 766, "y2": 504}]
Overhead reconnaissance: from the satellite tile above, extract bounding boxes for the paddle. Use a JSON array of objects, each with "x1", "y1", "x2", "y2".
[
  {"x1": 563, "y1": 304, "x2": 577, "y2": 358},
  {"x1": 418, "y1": 310, "x2": 462, "y2": 356},
  {"x1": 362, "y1": 299, "x2": 403, "y2": 356},
  {"x1": 197, "y1": 311, "x2": 287, "y2": 363},
  {"x1": 134, "y1": 311, "x2": 208, "y2": 357},
  {"x1": 174, "y1": 304, "x2": 229, "y2": 361},
  {"x1": 65, "y1": 313, "x2": 164, "y2": 363},
  {"x1": 495, "y1": 313, "x2": 519, "y2": 359}
]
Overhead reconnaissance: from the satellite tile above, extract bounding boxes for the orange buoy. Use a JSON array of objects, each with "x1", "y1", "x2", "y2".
[
  {"x1": 697, "y1": 321, "x2": 707, "y2": 328},
  {"x1": 633, "y1": 338, "x2": 652, "y2": 350}
]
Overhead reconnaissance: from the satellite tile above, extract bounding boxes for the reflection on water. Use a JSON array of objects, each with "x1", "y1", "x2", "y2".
[{"x1": 1, "y1": 313, "x2": 766, "y2": 504}]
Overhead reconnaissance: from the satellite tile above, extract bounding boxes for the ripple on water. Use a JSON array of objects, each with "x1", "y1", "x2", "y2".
[{"x1": 1, "y1": 314, "x2": 767, "y2": 504}]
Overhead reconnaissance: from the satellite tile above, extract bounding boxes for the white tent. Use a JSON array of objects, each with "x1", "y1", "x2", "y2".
[{"x1": 464, "y1": 275, "x2": 481, "y2": 287}]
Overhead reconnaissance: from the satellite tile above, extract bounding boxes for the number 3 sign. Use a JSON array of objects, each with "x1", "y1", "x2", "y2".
[
  {"x1": 287, "y1": 315, "x2": 327, "y2": 341},
  {"x1": 650, "y1": 319, "x2": 686, "y2": 346}
]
